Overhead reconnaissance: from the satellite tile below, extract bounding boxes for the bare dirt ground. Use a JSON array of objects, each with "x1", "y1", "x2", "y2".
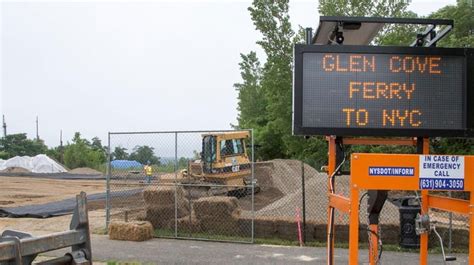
[
  {"x1": 0, "y1": 210, "x2": 106, "y2": 236},
  {"x1": 0, "y1": 176, "x2": 105, "y2": 207},
  {"x1": 0, "y1": 175, "x2": 107, "y2": 235}
]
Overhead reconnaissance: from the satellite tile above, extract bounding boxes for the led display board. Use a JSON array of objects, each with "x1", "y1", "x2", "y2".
[{"x1": 293, "y1": 45, "x2": 474, "y2": 137}]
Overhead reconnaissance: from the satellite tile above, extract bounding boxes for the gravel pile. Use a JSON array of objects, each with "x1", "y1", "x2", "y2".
[{"x1": 252, "y1": 160, "x2": 400, "y2": 225}]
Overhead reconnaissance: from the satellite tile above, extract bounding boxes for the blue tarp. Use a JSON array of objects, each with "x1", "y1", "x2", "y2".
[{"x1": 111, "y1": 160, "x2": 142, "y2": 169}]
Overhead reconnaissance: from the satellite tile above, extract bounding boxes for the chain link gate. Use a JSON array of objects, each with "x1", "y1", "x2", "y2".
[{"x1": 105, "y1": 130, "x2": 255, "y2": 243}]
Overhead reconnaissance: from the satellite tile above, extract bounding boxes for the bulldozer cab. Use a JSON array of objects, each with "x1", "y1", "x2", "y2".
[
  {"x1": 202, "y1": 134, "x2": 217, "y2": 173},
  {"x1": 201, "y1": 131, "x2": 250, "y2": 174},
  {"x1": 184, "y1": 131, "x2": 258, "y2": 196}
]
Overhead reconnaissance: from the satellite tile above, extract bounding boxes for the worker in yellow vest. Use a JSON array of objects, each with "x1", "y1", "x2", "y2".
[{"x1": 144, "y1": 162, "x2": 153, "y2": 184}]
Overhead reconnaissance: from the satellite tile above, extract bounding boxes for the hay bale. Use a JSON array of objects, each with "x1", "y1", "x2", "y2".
[
  {"x1": 192, "y1": 196, "x2": 242, "y2": 235},
  {"x1": 273, "y1": 217, "x2": 300, "y2": 241},
  {"x1": 193, "y1": 196, "x2": 240, "y2": 220},
  {"x1": 199, "y1": 214, "x2": 240, "y2": 235},
  {"x1": 136, "y1": 211, "x2": 146, "y2": 221},
  {"x1": 145, "y1": 205, "x2": 189, "y2": 228},
  {"x1": 254, "y1": 216, "x2": 278, "y2": 238},
  {"x1": 143, "y1": 186, "x2": 185, "y2": 206},
  {"x1": 238, "y1": 216, "x2": 278, "y2": 237},
  {"x1": 174, "y1": 215, "x2": 202, "y2": 233},
  {"x1": 108, "y1": 221, "x2": 153, "y2": 241}
]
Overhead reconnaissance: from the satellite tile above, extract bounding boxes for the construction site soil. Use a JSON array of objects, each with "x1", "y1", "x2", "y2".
[
  {"x1": 68, "y1": 167, "x2": 103, "y2": 175},
  {"x1": 0, "y1": 159, "x2": 469, "y2": 238}
]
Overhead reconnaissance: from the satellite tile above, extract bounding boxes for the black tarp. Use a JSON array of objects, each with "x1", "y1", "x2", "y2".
[{"x1": 0, "y1": 189, "x2": 142, "y2": 218}]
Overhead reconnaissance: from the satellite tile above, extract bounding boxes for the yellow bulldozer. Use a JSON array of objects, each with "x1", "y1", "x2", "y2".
[{"x1": 181, "y1": 131, "x2": 259, "y2": 196}]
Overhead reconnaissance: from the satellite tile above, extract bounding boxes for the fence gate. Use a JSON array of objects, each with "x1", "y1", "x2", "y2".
[{"x1": 106, "y1": 130, "x2": 255, "y2": 243}]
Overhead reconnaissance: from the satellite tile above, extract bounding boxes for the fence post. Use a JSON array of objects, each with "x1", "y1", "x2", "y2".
[
  {"x1": 174, "y1": 132, "x2": 178, "y2": 238},
  {"x1": 251, "y1": 129, "x2": 255, "y2": 243},
  {"x1": 105, "y1": 132, "x2": 111, "y2": 230},
  {"x1": 301, "y1": 160, "x2": 306, "y2": 243},
  {"x1": 448, "y1": 191, "x2": 453, "y2": 253}
]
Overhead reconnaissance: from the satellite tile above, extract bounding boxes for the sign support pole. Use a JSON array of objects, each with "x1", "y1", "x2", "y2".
[
  {"x1": 349, "y1": 184, "x2": 360, "y2": 264},
  {"x1": 326, "y1": 136, "x2": 337, "y2": 265},
  {"x1": 470, "y1": 192, "x2": 474, "y2": 263},
  {"x1": 419, "y1": 138, "x2": 430, "y2": 265}
]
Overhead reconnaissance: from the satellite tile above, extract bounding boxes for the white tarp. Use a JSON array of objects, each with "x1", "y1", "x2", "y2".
[{"x1": 0, "y1": 155, "x2": 67, "y2": 173}]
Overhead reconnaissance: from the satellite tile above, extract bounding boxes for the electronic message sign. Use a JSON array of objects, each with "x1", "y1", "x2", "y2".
[{"x1": 293, "y1": 45, "x2": 474, "y2": 137}]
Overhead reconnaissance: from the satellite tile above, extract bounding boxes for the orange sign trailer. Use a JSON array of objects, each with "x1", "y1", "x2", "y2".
[{"x1": 326, "y1": 137, "x2": 474, "y2": 264}]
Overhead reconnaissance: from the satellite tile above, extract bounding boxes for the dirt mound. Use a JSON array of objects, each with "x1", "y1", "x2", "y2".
[
  {"x1": 255, "y1": 159, "x2": 322, "y2": 195},
  {"x1": 246, "y1": 159, "x2": 324, "y2": 213},
  {"x1": 69, "y1": 167, "x2": 102, "y2": 175},
  {"x1": 255, "y1": 174, "x2": 400, "y2": 224},
  {"x1": 1, "y1": 167, "x2": 31, "y2": 173}
]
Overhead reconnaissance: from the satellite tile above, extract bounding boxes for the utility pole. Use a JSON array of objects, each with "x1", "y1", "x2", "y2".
[
  {"x1": 2, "y1": 115, "x2": 6, "y2": 137},
  {"x1": 60, "y1": 130, "x2": 64, "y2": 163},
  {"x1": 36, "y1": 116, "x2": 39, "y2": 140}
]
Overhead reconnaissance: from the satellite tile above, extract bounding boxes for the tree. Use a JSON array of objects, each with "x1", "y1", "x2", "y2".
[
  {"x1": 319, "y1": 0, "x2": 410, "y2": 17},
  {"x1": 129, "y1": 145, "x2": 160, "y2": 165},
  {"x1": 0, "y1": 133, "x2": 47, "y2": 158},
  {"x1": 376, "y1": 11, "x2": 421, "y2": 46},
  {"x1": 233, "y1": 52, "x2": 266, "y2": 130},
  {"x1": 112, "y1": 146, "x2": 129, "y2": 160},
  {"x1": 91, "y1": 137, "x2": 105, "y2": 151},
  {"x1": 245, "y1": 0, "x2": 295, "y2": 159},
  {"x1": 178, "y1": 157, "x2": 189, "y2": 169},
  {"x1": 63, "y1": 132, "x2": 106, "y2": 169},
  {"x1": 46, "y1": 147, "x2": 63, "y2": 164},
  {"x1": 429, "y1": 0, "x2": 473, "y2": 48}
]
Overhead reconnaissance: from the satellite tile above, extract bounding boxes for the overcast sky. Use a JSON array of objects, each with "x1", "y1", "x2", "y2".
[{"x1": 0, "y1": 0, "x2": 456, "y2": 148}]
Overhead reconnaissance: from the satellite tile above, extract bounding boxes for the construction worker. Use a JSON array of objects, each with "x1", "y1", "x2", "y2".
[{"x1": 144, "y1": 162, "x2": 153, "y2": 184}]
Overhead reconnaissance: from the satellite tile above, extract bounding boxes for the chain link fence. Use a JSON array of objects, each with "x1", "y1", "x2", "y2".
[
  {"x1": 105, "y1": 131, "x2": 469, "y2": 251},
  {"x1": 106, "y1": 130, "x2": 255, "y2": 243}
]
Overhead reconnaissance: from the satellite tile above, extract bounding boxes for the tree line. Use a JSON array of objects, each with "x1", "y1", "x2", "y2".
[
  {"x1": 234, "y1": 0, "x2": 473, "y2": 169},
  {"x1": 0, "y1": 132, "x2": 163, "y2": 171}
]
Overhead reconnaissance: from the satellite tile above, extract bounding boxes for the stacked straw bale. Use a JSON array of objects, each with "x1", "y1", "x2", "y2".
[
  {"x1": 193, "y1": 196, "x2": 241, "y2": 234},
  {"x1": 173, "y1": 214, "x2": 202, "y2": 233},
  {"x1": 143, "y1": 185, "x2": 189, "y2": 229},
  {"x1": 108, "y1": 221, "x2": 153, "y2": 241}
]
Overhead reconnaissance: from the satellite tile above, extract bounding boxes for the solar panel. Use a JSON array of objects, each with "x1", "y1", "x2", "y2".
[{"x1": 313, "y1": 16, "x2": 454, "y2": 46}]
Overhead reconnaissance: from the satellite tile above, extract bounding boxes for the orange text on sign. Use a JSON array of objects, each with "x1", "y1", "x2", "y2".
[
  {"x1": 349, "y1": 81, "x2": 415, "y2": 100},
  {"x1": 389, "y1": 56, "x2": 442, "y2": 74},
  {"x1": 323, "y1": 54, "x2": 376, "y2": 72},
  {"x1": 342, "y1": 108, "x2": 369, "y2": 126},
  {"x1": 382, "y1": 109, "x2": 422, "y2": 127}
]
